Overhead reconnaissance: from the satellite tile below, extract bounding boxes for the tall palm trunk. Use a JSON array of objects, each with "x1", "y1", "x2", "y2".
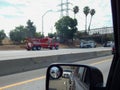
[
  {"x1": 88, "y1": 16, "x2": 93, "y2": 33},
  {"x1": 88, "y1": 9, "x2": 96, "y2": 33},
  {"x1": 85, "y1": 16, "x2": 88, "y2": 33},
  {"x1": 74, "y1": 14, "x2": 76, "y2": 19}
]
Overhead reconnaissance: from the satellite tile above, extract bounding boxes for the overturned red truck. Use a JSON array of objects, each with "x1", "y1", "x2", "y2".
[{"x1": 25, "y1": 37, "x2": 59, "y2": 50}]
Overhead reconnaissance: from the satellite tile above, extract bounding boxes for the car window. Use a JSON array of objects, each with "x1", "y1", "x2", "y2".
[{"x1": 0, "y1": 0, "x2": 113, "y2": 90}]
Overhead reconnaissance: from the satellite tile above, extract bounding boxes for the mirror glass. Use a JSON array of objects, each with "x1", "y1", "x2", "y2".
[
  {"x1": 50, "y1": 66, "x2": 61, "y2": 79},
  {"x1": 48, "y1": 65, "x2": 90, "y2": 90}
]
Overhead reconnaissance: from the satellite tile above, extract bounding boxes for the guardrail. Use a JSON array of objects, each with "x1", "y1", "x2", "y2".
[{"x1": 0, "y1": 50, "x2": 111, "y2": 76}]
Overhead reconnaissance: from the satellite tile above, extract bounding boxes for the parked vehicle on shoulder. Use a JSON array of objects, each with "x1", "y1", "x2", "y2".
[
  {"x1": 80, "y1": 40, "x2": 96, "y2": 48},
  {"x1": 103, "y1": 41, "x2": 114, "y2": 47}
]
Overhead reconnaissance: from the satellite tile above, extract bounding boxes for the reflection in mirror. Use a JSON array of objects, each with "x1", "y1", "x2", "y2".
[
  {"x1": 49, "y1": 65, "x2": 90, "y2": 90},
  {"x1": 50, "y1": 66, "x2": 61, "y2": 79}
]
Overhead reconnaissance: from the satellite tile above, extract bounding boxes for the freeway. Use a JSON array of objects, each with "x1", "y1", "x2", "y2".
[
  {"x1": 0, "y1": 55, "x2": 113, "y2": 90},
  {"x1": 0, "y1": 47, "x2": 111, "y2": 60}
]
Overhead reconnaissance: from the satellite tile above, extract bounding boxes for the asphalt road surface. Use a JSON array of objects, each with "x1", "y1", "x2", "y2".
[
  {"x1": 0, "y1": 55, "x2": 113, "y2": 90},
  {"x1": 0, "y1": 47, "x2": 111, "y2": 61}
]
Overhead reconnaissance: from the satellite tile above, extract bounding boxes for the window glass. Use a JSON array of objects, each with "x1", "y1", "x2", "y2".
[{"x1": 0, "y1": 0, "x2": 113, "y2": 89}]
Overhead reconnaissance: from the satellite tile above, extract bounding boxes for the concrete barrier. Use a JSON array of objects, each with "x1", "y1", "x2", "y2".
[{"x1": 0, "y1": 50, "x2": 111, "y2": 76}]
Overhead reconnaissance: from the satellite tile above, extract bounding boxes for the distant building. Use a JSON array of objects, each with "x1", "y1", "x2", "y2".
[
  {"x1": 89, "y1": 27, "x2": 113, "y2": 34},
  {"x1": 80, "y1": 27, "x2": 113, "y2": 35}
]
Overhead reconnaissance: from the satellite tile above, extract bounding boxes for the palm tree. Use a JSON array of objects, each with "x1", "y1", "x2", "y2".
[
  {"x1": 73, "y1": 6, "x2": 79, "y2": 19},
  {"x1": 83, "y1": 6, "x2": 90, "y2": 33},
  {"x1": 88, "y1": 9, "x2": 96, "y2": 32}
]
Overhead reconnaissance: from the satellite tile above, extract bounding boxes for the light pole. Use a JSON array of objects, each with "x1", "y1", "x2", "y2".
[{"x1": 42, "y1": 10, "x2": 53, "y2": 36}]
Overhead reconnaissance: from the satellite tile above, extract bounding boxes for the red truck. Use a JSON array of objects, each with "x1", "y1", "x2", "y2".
[{"x1": 25, "y1": 37, "x2": 59, "y2": 50}]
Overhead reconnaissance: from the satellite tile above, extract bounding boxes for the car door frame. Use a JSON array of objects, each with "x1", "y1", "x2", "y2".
[{"x1": 106, "y1": 0, "x2": 120, "y2": 90}]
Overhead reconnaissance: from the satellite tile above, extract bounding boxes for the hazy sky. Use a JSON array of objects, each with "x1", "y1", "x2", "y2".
[{"x1": 0, "y1": 0, "x2": 113, "y2": 36}]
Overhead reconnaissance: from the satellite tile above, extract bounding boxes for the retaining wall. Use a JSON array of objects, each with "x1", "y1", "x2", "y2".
[{"x1": 0, "y1": 50, "x2": 111, "y2": 76}]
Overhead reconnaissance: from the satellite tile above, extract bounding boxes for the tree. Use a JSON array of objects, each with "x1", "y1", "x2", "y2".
[
  {"x1": 83, "y1": 6, "x2": 90, "y2": 33},
  {"x1": 9, "y1": 25, "x2": 26, "y2": 44},
  {"x1": 88, "y1": 9, "x2": 96, "y2": 32},
  {"x1": 73, "y1": 6, "x2": 79, "y2": 18},
  {"x1": 35, "y1": 32, "x2": 43, "y2": 38},
  {"x1": 9, "y1": 20, "x2": 37, "y2": 44},
  {"x1": 26, "y1": 20, "x2": 36, "y2": 38},
  {"x1": 0, "y1": 30, "x2": 6, "y2": 44},
  {"x1": 55, "y1": 16, "x2": 78, "y2": 43},
  {"x1": 48, "y1": 33, "x2": 55, "y2": 38},
  {"x1": 75, "y1": 31, "x2": 89, "y2": 39}
]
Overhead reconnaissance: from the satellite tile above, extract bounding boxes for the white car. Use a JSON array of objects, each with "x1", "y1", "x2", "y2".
[
  {"x1": 80, "y1": 40, "x2": 96, "y2": 48},
  {"x1": 103, "y1": 41, "x2": 114, "y2": 47},
  {"x1": 62, "y1": 70, "x2": 72, "y2": 78}
]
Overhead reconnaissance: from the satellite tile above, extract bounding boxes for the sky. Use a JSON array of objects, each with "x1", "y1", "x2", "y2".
[{"x1": 0, "y1": 0, "x2": 113, "y2": 36}]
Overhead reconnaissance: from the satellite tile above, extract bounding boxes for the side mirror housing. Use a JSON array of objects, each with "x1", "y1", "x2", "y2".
[{"x1": 46, "y1": 64, "x2": 104, "y2": 90}]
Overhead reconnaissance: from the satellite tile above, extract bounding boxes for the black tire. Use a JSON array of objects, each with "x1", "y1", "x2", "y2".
[
  {"x1": 37, "y1": 46, "x2": 41, "y2": 50},
  {"x1": 55, "y1": 46, "x2": 59, "y2": 50},
  {"x1": 49, "y1": 47, "x2": 53, "y2": 50},
  {"x1": 27, "y1": 49, "x2": 31, "y2": 51},
  {"x1": 32, "y1": 46, "x2": 37, "y2": 50}
]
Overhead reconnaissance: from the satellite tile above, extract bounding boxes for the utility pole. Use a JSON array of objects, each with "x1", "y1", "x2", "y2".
[
  {"x1": 61, "y1": 0, "x2": 63, "y2": 17},
  {"x1": 66, "y1": 0, "x2": 69, "y2": 16},
  {"x1": 58, "y1": 0, "x2": 72, "y2": 18}
]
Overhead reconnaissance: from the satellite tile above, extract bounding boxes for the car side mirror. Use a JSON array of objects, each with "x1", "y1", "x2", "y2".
[{"x1": 46, "y1": 64, "x2": 104, "y2": 90}]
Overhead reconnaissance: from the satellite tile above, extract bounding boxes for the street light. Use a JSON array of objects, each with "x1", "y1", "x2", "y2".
[{"x1": 42, "y1": 10, "x2": 53, "y2": 36}]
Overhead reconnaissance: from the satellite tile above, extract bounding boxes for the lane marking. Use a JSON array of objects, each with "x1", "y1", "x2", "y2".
[
  {"x1": 0, "y1": 58, "x2": 112, "y2": 90},
  {"x1": 0, "y1": 76, "x2": 45, "y2": 90},
  {"x1": 90, "y1": 59, "x2": 112, "y2": 65}
]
